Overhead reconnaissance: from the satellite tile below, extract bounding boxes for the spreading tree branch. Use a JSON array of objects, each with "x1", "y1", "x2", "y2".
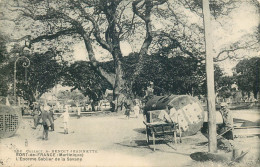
[
  {"x1": 29, "y1": 28, "x2": 78, "y2": 47},
  {"x1": 70, "y1": 0, "x2": 110, "y2": 51},
  {"x1": 214, "y1": 41, "x2": 259, "y2": 62}
]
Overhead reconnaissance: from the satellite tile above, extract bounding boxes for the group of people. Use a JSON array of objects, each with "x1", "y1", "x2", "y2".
[
  {"x1": 31, "y1": 103, "x2": 70, "y2": 140},
  {"x1": 122, "y1": 98, "x2": 142, "y2": 119},
  {"x1": 121, "y1": 82, "x2": 155, "y2": 119}
]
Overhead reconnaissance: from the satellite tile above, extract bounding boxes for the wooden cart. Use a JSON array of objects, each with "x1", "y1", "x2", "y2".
[{"x1": 143, "y1": 110, "x2": 180, "y2": 151}]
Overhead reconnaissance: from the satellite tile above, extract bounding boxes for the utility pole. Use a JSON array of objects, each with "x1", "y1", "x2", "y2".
[{"x1": 202, "y1": 0, "x2": 217, "y2": 152}]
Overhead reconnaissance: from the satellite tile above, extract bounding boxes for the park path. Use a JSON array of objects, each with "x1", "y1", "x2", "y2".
[
  {"x1": 1, "y1": 110, "x2": 259, "y2": 166},
  {"x1": 1, "y1": 113, "x2": 199, "y2": 167}
]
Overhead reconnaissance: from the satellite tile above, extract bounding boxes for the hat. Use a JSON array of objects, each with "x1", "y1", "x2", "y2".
[{"x1": 220, "y1": 102, "x2": 227, "y2": 107}]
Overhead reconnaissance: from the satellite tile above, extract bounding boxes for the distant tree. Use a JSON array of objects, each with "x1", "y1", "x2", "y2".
[
  {"x1": 57, "y1": 90, "x2": 69, "y2": 101},
  {"x1": 0, "y1": 34, "x2": 7, "y2": 64},
  {"x1": 234, "y1": 57, "x2": 260, "y2": 99},
  {"x1": 16, "y1": 50, "x2": 63, "y2": 104},
  {"x1": 0, "y1": 33, "x2": 9, "y2": 96},
  {"x1": 57, "y1": 89, "x2": 87, "y2": 106},
  {"x1": 62, "y1": 61, "x2": 112, "y2": 104},
  {"x1": 197, "y1": 64, "x2": 230, "y2": 98},
  {"x1": 215, "y1": 76, "x2": 235, "y2": 99},
  {"x1": 70, "y1": 90, "x2": 85, "y2": 103}
]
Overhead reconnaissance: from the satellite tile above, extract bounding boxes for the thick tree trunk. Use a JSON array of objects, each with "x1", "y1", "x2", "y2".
[
  {"x1": 82, "y1": 32, "x2": 129, "y2": 112},
  {"x1": 105, "y1": 2, "x2": 131, "y2": 112},
  {"x1": 112, "y1": 60, "x2": 124, "y2": 112},
  {"x1": 82, "y1": 33, "x2": 114, "y2": 85},
  {"x1": 111, "y1": 38, "x2": 130, "y2": 112},
  {"x1": 99, "y1": 68, "x2": 115, "y2": 87}
]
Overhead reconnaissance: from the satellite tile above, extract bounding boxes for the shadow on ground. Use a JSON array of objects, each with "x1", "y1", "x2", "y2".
[
  {"x1": 115, "y1": 140, "x2": 191, "y2": 155},
  {"x1": 133, "y1": 128, "x2": 146, "y2": 134}
]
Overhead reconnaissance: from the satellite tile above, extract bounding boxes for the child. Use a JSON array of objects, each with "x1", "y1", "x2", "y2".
[
  {"x1": 77, "y1": 103, "x2": 81, "y2": 119},
  {"x1": 60, "y1": 106, "x2": 70, "y2": 134}
]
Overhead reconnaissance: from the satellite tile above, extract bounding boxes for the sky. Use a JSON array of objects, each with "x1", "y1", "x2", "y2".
[{"x1": 211, "y1": 1, "x2": 259, "y2": 75}]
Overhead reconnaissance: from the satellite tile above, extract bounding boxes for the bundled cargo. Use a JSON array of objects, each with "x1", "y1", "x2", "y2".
[
  {"x1": 144, "y1": 95, "x2": 204, "y2": 137},
  {"x1": 0, "y1": 105, "x2": 22, "y2": 138}
]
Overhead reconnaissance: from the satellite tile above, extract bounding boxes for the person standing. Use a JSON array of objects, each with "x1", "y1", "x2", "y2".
[
  {"x1": 143, "y1": 81, "x2": 154, "y2": 104},
  {"x1": 41, "y1": 105, "x2": 52, "y2": 140},
  {"x1": 219, "y1": 102, "x2": 234, "y2": 140},
  {"x1": 146, "y1": 82, "x2": 154, "y2": 97},
  {"x1": 32, "y1": 102, "x2": 41, "y2": 129},
  {"x1": 77, "y1": 103, "x2": 81, "y2": 119},
  {"x1": 133, "y1": 99, "x2": 140, "y2": 118},
  {"x1": 60, "y1": 106, "x2": 70, "y2": 134}
]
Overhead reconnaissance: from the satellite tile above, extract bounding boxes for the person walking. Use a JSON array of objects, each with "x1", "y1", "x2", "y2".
[
  {"x1": 49, "y1": 107, "x2": 55, "y2": 131},
  {"x1": 123, "y1": 99, "x2": 131, "y2": 119},
  {"x1": 60, "y1": 106, "x2": 70, "y2": 134},
  {"x1": 41, "y1": 105, "x2": 52, "y2": 140}
]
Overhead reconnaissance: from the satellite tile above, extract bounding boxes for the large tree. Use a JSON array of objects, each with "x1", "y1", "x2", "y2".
[
  {"x1": 0, "y1": 0, "x2": 258, "y2": 110},
  {"x1": 234, "y1": 57, "x2": 260, "y2": 99},
  {"x1": 0, "y1": 0, "x2": 168, "y2": 111}
]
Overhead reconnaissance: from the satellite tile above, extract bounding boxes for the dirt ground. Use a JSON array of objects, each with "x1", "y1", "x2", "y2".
[{"x1": 0, "y1": 110, "x2": 259, "y2": 167}]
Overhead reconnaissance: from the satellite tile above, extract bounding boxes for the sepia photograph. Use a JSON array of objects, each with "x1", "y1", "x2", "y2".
[{"x1": 0, "y1": 0, "x2": 259, "y2": 166}]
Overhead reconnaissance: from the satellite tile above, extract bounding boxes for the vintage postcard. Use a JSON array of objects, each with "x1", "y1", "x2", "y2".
[{"x1": 0, "y1": 0, "x2": 259, "y2": 166}]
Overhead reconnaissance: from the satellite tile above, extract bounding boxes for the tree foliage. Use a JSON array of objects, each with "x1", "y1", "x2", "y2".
[
  {"x1": 15, "y1": 50, "x2": 63, "y2": 104},
  {"x1": 234, "y1": 57, "x2": 260, "y2": 99},
  {"x1": 62, "y1": 61, "x2": 112, "y2": 102},
  {"x1": 130, "y1": 54, "x2": 203, "y2": 96},
  {"x1": 0, "y1": 0, "x2": 258, "y2": 110},
  {"x1": 57, "y1": 89, "x2": 88, "y2": 106},
  {"x1": 215, "y1": 75, "x2": 235, "y2": 99},
  {"x1": 0, "y1": 33, "x2": 10, "y2": 96},
  {"x1": 96, "y1": 53, "x2": 205, "y2": 97}
]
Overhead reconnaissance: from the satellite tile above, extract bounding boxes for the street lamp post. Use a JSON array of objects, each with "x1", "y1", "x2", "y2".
[{"x1": 14, "y1": 56, "x2": 30, "y2": 105}]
